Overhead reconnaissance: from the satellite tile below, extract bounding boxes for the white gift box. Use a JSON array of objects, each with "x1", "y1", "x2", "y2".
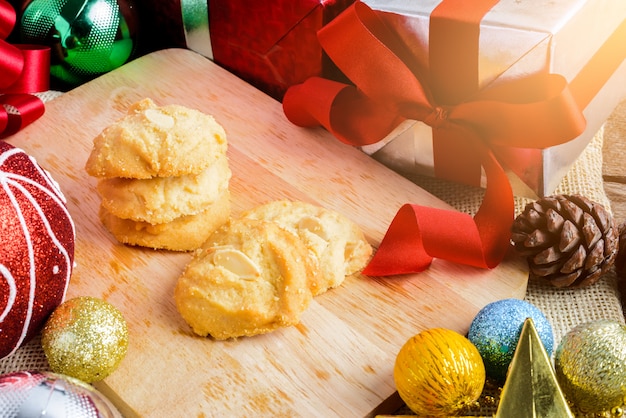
[{"x1": 360, "y1": 0, "x2": 626, "y2": 197}]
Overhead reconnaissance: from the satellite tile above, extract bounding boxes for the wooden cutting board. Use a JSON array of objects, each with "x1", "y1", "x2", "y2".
[{"x1": 9, "y1": 49, "x2": 528, "y2": 417}]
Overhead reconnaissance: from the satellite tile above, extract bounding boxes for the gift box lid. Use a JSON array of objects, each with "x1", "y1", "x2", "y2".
[
  {"x1": 363, "y1": 0, "x2": 625, "y2": 88},
  {"x1": 209, "y1": 0, "x2": 335, "y2": 54}
]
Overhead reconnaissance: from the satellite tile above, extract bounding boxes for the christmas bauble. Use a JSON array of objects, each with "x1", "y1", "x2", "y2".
[
  {"x1": 42, "y1": 296, "x2": 129, "y2": 383},
  {"x1": 554, "y1": 319, "x2": 626, "y2": 414},
  {"x1": 467, "y1": 298, "x2": 554, "y2": 382},
  {"x1": 0, "y1": 142, "x2": 75, "y2": 360},
  {"x1": 394, "y1": 328, "x2": 486, "y2": 416},
  {"x1": 19, "y1": 0, "x2": 139, "y2": 87},
  {"x1": 0, "y1": 370, "x2": 122, "y2": 417}
]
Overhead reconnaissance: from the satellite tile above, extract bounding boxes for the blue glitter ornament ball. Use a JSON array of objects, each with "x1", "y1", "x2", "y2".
[{"x1": 468, "y1": 298, "x2": 554, "y2": 382}]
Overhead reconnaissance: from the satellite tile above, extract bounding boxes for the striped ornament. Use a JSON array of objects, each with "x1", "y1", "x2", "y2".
[{"x1": 0, "y1": 141, "x2": 75, "y2": 359}]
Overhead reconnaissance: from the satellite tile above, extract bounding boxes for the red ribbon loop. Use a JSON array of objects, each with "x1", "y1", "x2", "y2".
[
  {"x1": 0, "y1": 0, "x2": 49, "y2": 138},
  {"x1": 0, "y1": 42, "x2": 23, "y2": 88},
  {"x1": 284, "y1": 1, "x2": 622, "y2": 276},
  {"x1": 0, "y1": 0, "x2": 15, "y2": 40},
  {"x1": 423, "y1": 106, "x2": 448, "y2": 129},
  {"x1": 285, "y1": 2, "x2": 586, "y2": 162}
]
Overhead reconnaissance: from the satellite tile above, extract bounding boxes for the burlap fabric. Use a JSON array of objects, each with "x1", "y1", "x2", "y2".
[{"x1": 1, "y1": 92, "x2": 624, "y2": 417}]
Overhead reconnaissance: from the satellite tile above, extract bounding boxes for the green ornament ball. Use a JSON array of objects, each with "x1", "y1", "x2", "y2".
[
  {"x1": 42, "y1": 296, "x2": 129, "y2": 383},
  {"x1": 555, "y1": 319, "x2": 626, "y2": 414},
  {"x1": 19, "y1": 0, "x2": 138, "y2": 87}
]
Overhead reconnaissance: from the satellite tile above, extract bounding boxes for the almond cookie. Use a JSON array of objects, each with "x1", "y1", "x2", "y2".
[
  {"x1": 241, "y1": 200, "x2": 372, "y2": 295},
  {"x1": 174, "y1": 218, "x2": 316, "y2": 339},
  {"x1": 97, "y1": 154, "x2": 231, "y2": 224},
  {"x1": 85, "y1": 98, "x2": 227, "y2": 179},
  {"x1": 99, "y1": 189, "x2": 231, "y2": 251}
]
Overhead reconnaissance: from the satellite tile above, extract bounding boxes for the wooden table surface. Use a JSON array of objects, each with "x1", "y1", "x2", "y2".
[
  {"x1": 602, "y1": 98, "x2": 626, "y2": 310},
  {"x1": 603, "y1": 100, "x2": 626, "y2": 219},
  {"x1": 5, "y1": 49, "x2": 529, "y2": 417}
]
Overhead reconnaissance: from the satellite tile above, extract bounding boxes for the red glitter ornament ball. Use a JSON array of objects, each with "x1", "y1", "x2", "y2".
[{"x1": 0, "y1": 142, "x2": 75, "y2": 360}]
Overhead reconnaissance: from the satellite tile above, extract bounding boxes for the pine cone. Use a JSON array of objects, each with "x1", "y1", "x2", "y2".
[{"x1": 511, "y1": 194, "x2": 618, "y2": 288}]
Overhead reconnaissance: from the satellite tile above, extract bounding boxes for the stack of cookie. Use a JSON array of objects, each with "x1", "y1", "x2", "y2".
[
  {"x1": 174, "y1": 200, "x2": 373, "y2": 339},
  {"x1": 85, "y1": 98, "x2": 231, "y2": 251}
]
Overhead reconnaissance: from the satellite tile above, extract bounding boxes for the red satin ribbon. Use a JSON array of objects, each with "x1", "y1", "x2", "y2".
[
  {"x1": 0, "y1": 0, "x2": 49, "y2": 138},
  {"x1": 283, "y1": 0, "x2": 625, "y2": 276}
]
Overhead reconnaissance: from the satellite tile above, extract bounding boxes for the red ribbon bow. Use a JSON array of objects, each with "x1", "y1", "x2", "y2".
[
  {"x1": 283, "y1": 0, "x2": 626, "y2": 276},
  {"x1": 1, "y1": 0, "x2": 49, "y2": 138}
]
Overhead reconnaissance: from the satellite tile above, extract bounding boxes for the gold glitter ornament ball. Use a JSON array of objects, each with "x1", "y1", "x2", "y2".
[
  {"x1": 42, "y1": 296, "x2": 129, "y2": 383},
  {"x1": 554, "y1": 319, "x2": 626, "y2": 414},
  {"x1": 394, "y1": 328, "x2": 486, "y2": 416}
]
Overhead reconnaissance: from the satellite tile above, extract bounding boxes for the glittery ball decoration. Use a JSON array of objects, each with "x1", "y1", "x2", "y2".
[
  {"x1": 0, "y1": 142, "x2": 75, "y2": 360},
  {"x1": 468, "y1": 298, "x2": 554, "y2": 383},
  {"x1": 554, "y1": 319, "x2": 626, "y2": 414},
  {"x1": 19, "y1": 0, "x2": 138, "y2": 87},
  {"x1": 42, "y1": 296, "x2": 129, "y2": 383},
  {"x1": 0, "y1": 370, "x2": 122, "y2": 417},
  {"x1": 394, "y1": 328, "x2": 486, "y2": 416}
]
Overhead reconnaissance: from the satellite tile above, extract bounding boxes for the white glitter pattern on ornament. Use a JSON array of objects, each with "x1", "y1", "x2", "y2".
[{"x1": 0, "y1": 265, "x2": 17, "y2": 319}]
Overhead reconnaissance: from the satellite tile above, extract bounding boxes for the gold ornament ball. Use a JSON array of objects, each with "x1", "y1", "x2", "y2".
[
  {"x1": 555, "y1": 319, "x2": 626, "y2": 414},
  {"x1": 394, "y1": 328, "x2": 486, "y2": 416},
  {"x1": 42, "y1": 296, "x2": 129, "y2": 383}
]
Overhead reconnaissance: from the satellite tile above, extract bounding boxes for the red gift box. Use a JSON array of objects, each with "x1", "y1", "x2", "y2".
[{"x1": 134, "y1": 0, "x2": 354, "y2": 100}]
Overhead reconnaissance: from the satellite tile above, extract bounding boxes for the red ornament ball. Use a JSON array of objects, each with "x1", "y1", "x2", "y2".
[{"x1": 0, "y1": 142, "x2": 75, "y2": 360}]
